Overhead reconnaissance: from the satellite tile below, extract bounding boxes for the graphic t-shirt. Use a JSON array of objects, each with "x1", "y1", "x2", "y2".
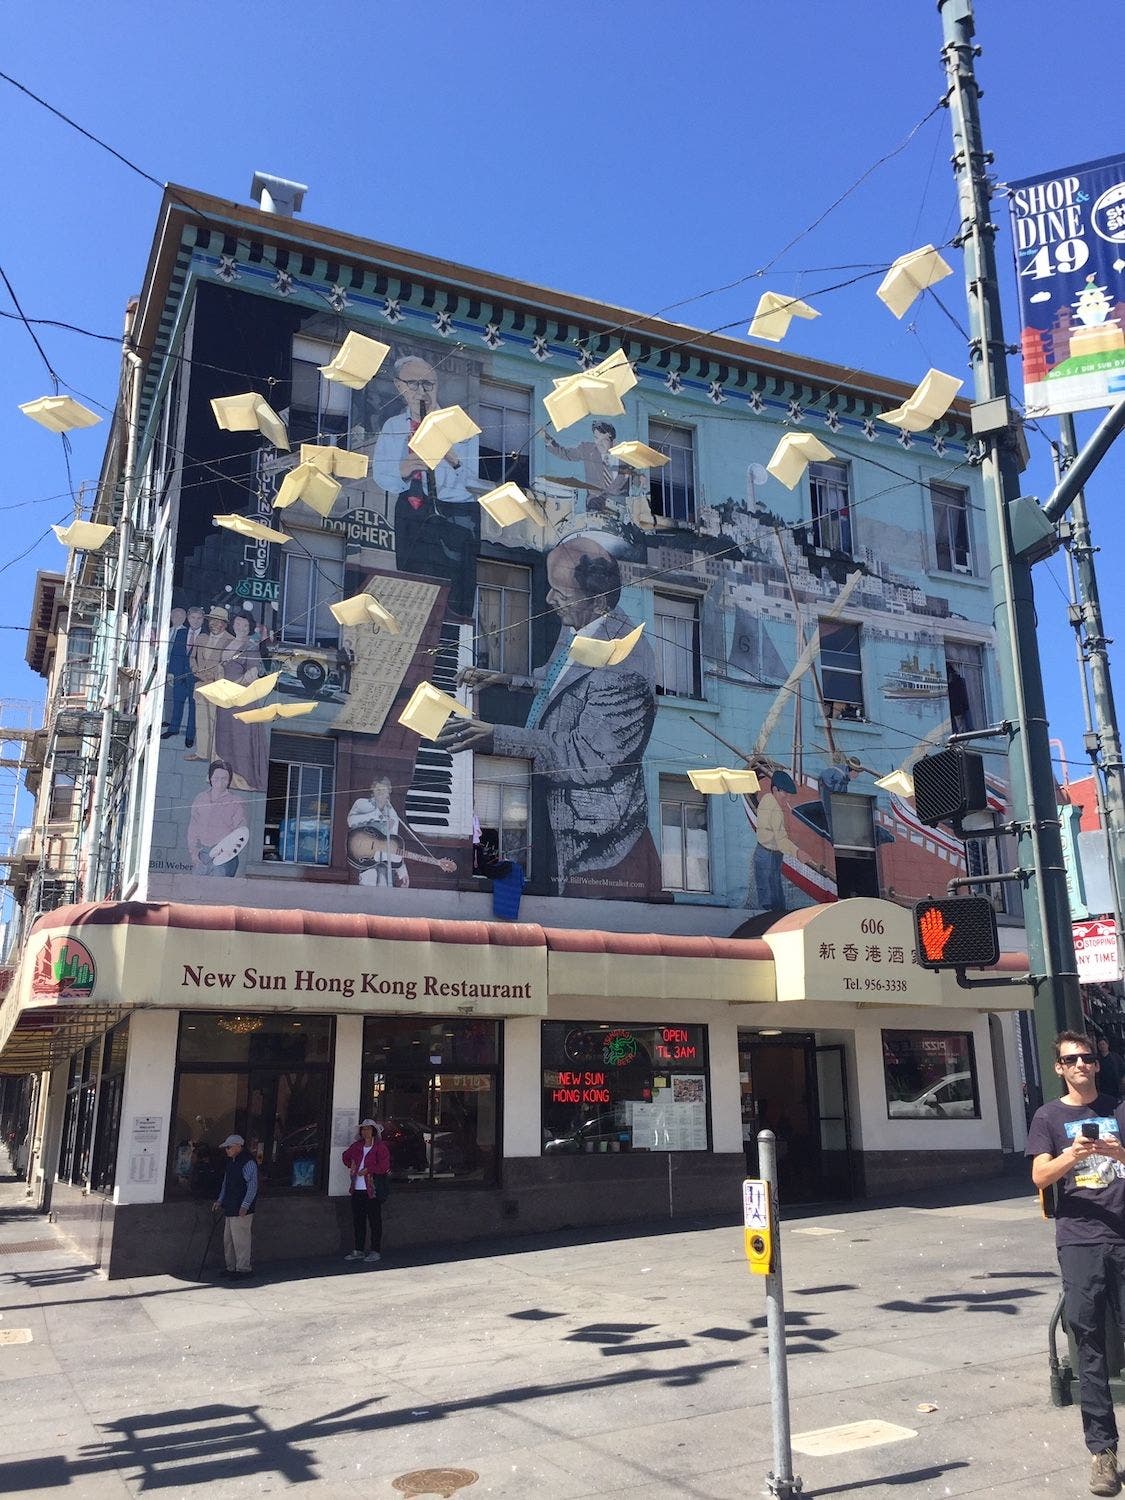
[{"x1": 1025, "y1": 1093, "x2": 1125, "y2": 1245}]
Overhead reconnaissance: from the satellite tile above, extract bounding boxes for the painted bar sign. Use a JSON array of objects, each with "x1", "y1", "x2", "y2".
[
  {"x1": 1073, "y1": 917, "x2": 1122, "y2": 984},
  {"x1": 1009, "y1": 153, "x2": 1125, "y2": 417}
]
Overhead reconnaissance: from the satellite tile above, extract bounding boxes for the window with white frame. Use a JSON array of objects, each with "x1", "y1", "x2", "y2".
[
  {"x1": 648, "y1": 421, "x2": 696, "y2": 523},
  {"x1": 478, "y1": 382, "x2": 531, "y2": 489},
  {"x1": 289, "y1": 335, "x2": 353, "y2": 444},
  {"x1": 930, "y1": 482, "x2": 974, "y2": 574},
  {"x1": 944, "y1": 639, "x2": 987, "y2": 734},
  {"x1": 279, "y1": 533, "x2": 345, "y2": 648},
  {"x1": 475, "y1": 560, "x2": 531, "y2": 676},
  {"x1": 659, "y1": 775, "x2": 710, "y2": 892},
  {"x1": 263, "y1": 734, "x2": 335, "y2": 866},
  {"x1": 654, "y1": 593, "x2": 702, "y2": 698},
  {"x1": 818, "y1": 619, "x2": 865, "y2": 720},
  {"x1": 829, "y1": 792, "x2": 879, "y2": 899},
  {"x1": 473, "y1": 755, "x2": 531, "y2": 873},
  {"x1": 809, "y1": 460, "x2": 853, "y2": 555}
]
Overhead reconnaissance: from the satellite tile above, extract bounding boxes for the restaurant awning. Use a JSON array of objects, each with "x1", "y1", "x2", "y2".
[{"x1": 0, "y1": 897, "x2": 1031, "y2": 1073}]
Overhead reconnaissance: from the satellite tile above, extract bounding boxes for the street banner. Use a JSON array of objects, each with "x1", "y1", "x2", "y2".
[
  {"x1": 1008, "y1": 154, "x2": 1125, "y2": 417},
  {"x1": 1072, "y1": 916, "x2": 1122, "y2": 984}
]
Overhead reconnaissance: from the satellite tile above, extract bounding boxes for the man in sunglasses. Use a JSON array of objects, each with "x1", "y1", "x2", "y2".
[{"x1": 1028, "y1": 1030, "x2": 1125, "y2": 1495}]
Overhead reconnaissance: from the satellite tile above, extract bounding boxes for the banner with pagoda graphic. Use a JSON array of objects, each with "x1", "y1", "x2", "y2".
[{"x1": 1009, "y1": 154, "x2": 1125, "y2": 417}]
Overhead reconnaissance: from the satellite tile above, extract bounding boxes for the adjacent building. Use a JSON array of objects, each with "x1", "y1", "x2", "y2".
[{"x1": 0, "y1": 178, "x2": 1032, "y2": 1275}]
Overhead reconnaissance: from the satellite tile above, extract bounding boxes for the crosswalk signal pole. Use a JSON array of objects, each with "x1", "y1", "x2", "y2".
[{"x1": 750, "y1": 1130, "x2": 803, "y2": 1498}]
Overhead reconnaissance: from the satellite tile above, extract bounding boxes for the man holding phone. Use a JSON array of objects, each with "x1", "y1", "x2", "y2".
[{"x1": 1028, "y1": 1030, "x2": 1125, "y2": 1496}]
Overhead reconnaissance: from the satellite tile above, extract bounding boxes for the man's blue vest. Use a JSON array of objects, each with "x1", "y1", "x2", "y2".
[{"x1": 219, "y1": 1149, "x2": 256, "y2": 1216}]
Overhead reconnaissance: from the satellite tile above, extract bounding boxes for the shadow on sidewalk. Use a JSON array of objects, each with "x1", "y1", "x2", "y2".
[{"x1": 0, "y1": 1359, "x2": 743, "y2": 1494}]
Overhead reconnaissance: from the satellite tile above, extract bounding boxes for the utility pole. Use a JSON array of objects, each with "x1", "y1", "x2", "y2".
[
  {"x1": 937, "y1": 0, "x2": 1083, "y2": 1097},
  {"x1": 1058, "y1": 410, "x2": 1125, "y2": 958}
]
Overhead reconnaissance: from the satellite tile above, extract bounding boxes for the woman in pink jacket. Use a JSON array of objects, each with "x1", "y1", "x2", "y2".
[{"x1": 341, "y1": 1119, "x2": 391, "y2": 1263}]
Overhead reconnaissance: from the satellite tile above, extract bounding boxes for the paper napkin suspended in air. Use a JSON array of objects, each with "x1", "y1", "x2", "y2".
[
  {"x1": 608, "y1": 440, "x2": 669, "y2": 470},
  {"x1": 329, "y1": 592, "x2": 401, "y2": 633},
  {"x1": 299, "y1": 443, "x2": 370, "y2": 480},
  {"x1": 273, "y1": 462, "x2": 342, "y2": 517},
  {"x1": 688, "y1": 767, "x2": 761, "y2": 795},
  {"x1": 877, "y1": 369, "x2": 963, "y2": 433},
  {"x1": 318, "y1": 332, "x2": 391, "y2": 390},
  {"x1": 20, "y1": 396, "x2": 102, "y2": 433},
  {"x1": 233, "y1": 700, "x2": 319, "y2": 724},
  {"x1": 876, "y1": 245, "x2": 954, "y2": 319},
  {"x1": 567, "y1": 622, "x2": 645, "y2": 668},
  {"x1": 210, "y1": 393, "x2": 290, "y2": 451},
  {"x1": 52, "y1": 520, "x2": 116, "y2": 551},
  {"x1": 874, "y1": 768, "x2": 916, "y2": 798},
  {"x1": 747, "y1": 291, "x2": 820, "y2": 343},
  {"x1": 407, "y1": 405, "x2": 482, "y2": 469},
  {"x1": 397, "y1": 682, "x2": 473, "y2": 740},
  {"x1": 766, "y1": 432, "x2": 836, "y2": 490},
  {"x1": 478, "y1": 483, "x2": 547, "y2": 529},
  {"x1": 212, "y1": 513, "x2": 291, "y2": 545},
  {"x1": 195, "y1": 671, "x2": 280, "y2": 710}
]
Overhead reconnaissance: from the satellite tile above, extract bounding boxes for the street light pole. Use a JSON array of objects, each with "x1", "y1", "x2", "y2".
[{"x1": 937, "y1": 0, "x2": 1083, "y2": 1097}]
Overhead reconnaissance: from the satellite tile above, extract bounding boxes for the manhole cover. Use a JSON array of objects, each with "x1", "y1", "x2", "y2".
[
  {"x1": 392, "y1": 1469, "x2": 478, "y2": 1498},
  {"x1": 0, "y1": 1241, "x2": 59, "y2": 1255}
]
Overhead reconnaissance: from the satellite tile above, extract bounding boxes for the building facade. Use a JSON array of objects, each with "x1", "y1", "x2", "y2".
[{"x1": 0, "y1": 181, "x2": 1032, "y2": 1276}]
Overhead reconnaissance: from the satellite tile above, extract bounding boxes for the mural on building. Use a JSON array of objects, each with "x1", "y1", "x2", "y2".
[{"x1": 148, "y1": 283, "x2": 1006, "y2": 918}]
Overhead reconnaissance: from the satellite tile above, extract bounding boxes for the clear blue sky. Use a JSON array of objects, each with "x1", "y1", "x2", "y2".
[{"x1": 1, "y1": 1, "x2": 1120, "y2": 784}]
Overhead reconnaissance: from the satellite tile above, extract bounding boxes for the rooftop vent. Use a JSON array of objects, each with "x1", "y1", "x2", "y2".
[{"x1": 249, "y1": 172, "x2": 308, "y2": 218}]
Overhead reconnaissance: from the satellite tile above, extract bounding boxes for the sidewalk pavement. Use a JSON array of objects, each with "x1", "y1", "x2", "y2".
[{"x1": 0, "y1": 1160, "x2": 1104, "y2": 1499}]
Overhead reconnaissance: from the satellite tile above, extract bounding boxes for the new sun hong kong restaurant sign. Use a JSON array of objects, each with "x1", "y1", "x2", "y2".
[{"x1": 178, "y1": 963, "x2": 535, "y2": 1005}]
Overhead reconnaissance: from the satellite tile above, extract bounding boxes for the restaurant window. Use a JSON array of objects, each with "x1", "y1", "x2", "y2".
[
  {"x1": 809, "y1": 460, "x2": 852, "y2": 555},
  {"x1": 648, "y1": 421, "x2": 696, "y2": 523},
  {"x1": 819, "y1": 619, "x2": 864, "y2": 720},
  {"x1": 542, "y1": 1021, "x2": 709, "y2": 1153},
  {"x1": 659, "y1": 776, "x2": 710, "y2": 892},
  {"x1": 168, "y1": 1013, "x2": 334, "y2": 1199},
  {"x1": 830, "y1": 792, "x2": 879, "y2": 899},
  {"x1": 360, "y1": 1018, "x2": 500, "y2": 1186},
  {"x1": 478, "y1": 381, "x2": 531, "y2": 489},
  {"x1": 289, "y1": 334, "x2": 352, "y2": 444},
  {"x1": 57, "y1": 1046, "x2": 97, "y2": 1186},
  {"x1": 930, "y1": 481, "x2": 974, "y2": 574},
  {"x1": 475, "y1": 559, "x2": 531, "y2": 676},
  {"x1": 473, "y1": 755, "x2": 531, "y2": 874},
  {"x1": 654, "y1": 593, "x2": 702, "y2": 698},
  {"x1": 882, "y1": 1029, "x2": 980, "y2": 1120},
  {"x1": 263, "y1": 733, "x2": 335, "y2": 865},
  {"x1": 91, "y1": 1021, "x2": 129, "y2": 1193}
]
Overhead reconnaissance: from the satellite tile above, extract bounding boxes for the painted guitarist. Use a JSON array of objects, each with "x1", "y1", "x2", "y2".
[{"x1": 346, "y1": 775, "x2": 455, "y2": 886}]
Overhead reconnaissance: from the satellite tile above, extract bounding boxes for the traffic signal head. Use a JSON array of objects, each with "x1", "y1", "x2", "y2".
[
  {"x1": 913, "y1": 896, "x2": 1000, "y2": 969},
  {"x1": 912, "y1": 749, "x2": 989, "y2": 829}
]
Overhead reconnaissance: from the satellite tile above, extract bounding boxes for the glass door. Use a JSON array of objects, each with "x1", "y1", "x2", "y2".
[
  {"x1": 739, "y1": 1032, "x2": 855, "y2": 1204},
  {"x1": 814, "y1": 1044, "x2": 853, "y2": 1199}
]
